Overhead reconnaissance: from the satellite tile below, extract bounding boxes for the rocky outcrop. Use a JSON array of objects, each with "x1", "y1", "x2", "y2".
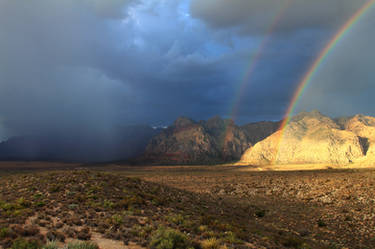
[
  {"x1": 241, "y1": 121, "x2": 281, "y2": 144},
  {"x1": 144, "y1": 116, "x2": 252, "y2": 164},
  {"x1": 239, "y1": 111, "x2": 366, "y2": 165},
  {"x1": 343, "y1": 114, "x2": 375, "y2": 165}
]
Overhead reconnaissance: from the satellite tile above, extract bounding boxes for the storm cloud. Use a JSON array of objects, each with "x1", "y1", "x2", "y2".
[
  {"x1": 0, "y1": 0, "x2": 137, "y2": 136},
  {"x1": 190, "y1": 0, "x2": 369, "y2": 34},
  {"x1": 296, "y1": 11, "x2": 375, "y2": 118},
  {"x1": 0, "y1": 0, "x2": 374, "y2": 141}
]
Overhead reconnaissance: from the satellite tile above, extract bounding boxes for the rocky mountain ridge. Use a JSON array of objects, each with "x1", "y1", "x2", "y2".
[
  {"x1": 239, "y1": 110, "x2": 375, "y2": 166},
  {"x1": 143, "y1": 116, "x2": 279, "y2": 164},
  {"x1": 2, "y1": 110, "x2": 375, "y2": 166}
]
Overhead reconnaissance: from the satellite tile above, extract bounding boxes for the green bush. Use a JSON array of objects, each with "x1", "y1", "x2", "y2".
[
  {"x1": 43, "y1": 241, "x2": 59, "y2": 249},
  {"x1": 11, "y1": 238, "x2": 41, "y2": 249},
  {"x1": 255, "y1": 209, "x2": 266, "y2": 218},
  {"x1": 149, "y1": 227, "x2": 193, "y2": 249},
  {"x1": 64, "y1": 241, "x2": 99, "y2": 249},
  {"x1": 0, "y1": 227, "x2": 10, "y2": 238},
  {"x1": 317, "y1": 219, "x2": 326, "y2": 227},
  {"x1": 201, "y1": 237, "x2": 221, "y2": 249}
]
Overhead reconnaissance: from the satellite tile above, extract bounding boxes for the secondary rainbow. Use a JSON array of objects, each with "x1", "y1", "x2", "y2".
[
  {"x1": 274, "y1": 0, "x2": 375, "y2": 163},
  {"x1": 222, "y1": 0, "x2": 293, "y2": 149},
  {"x1": 229, "y1": 0, "x2": 292, "y2": 122}
]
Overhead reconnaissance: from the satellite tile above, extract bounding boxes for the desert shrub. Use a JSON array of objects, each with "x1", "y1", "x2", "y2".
[
  {"x1": 64, "y1": 241, "x2": 99, "y2": 249},
  {"x1": 10, "y1": 238, "x2": 41, "y2": 249},
  {"x1": 49, "y1": 184, "x2": 62, "y2": 193},
  {"x1": 281, "y1": 236, "x2": 305, "y2": 248},
  {"x1": 33, "y1": 193, "x2": 44, "y2": 200},
  {"x1": 43, "y1": 241, "x2": 59, "y2": 249},
  {"x1": 68, "y1": 204, "x2": 78, "y2": 210},
  {"x1": 201, "y1": 238, "x2": 221, "y2": 249},
  {"x1": 17, "y1": 197, "x2": 32, "y2": 208},
  {"x1": 317, "y1": 219, "x2": 326, "y2": 227},
  {"x1": 46, "y1": 230, "x2": 65, "y2": 242},
  {"x1": 149, "y1": 227, "x2": 192, "y2": 249},
  {"x1": 223, "y1": 231, "x2": 240, "y2": 244},
  {"x1": 167, "y1": 214, "x2": 185, "y2": 226},
  {"x1": 255, "y1": 209, "x2": 266, "y2": 218},
  {"x1": 111, "y1": 214, "x2": 123, "y2": 226},
  {"x1": 0, "y1": 201, "x2": 17, "y2": 211},
  {"x1": 35, "y1": 201, "x2": 46, "y2": 207},
  {"x1": 77, "y1": 227, "x2": 91, "y2": 240},
  {"x1": 103, "y1": 200, "x2": 115, "y2": 209},
  {"x1": 0, "y1": 227, "x2": 10, "y2": 238},
  {"x1": 130, "y1": 224, "x2": 146, "y2": 238},
  {"x1": 23, "y1": 225, "x2": 40, "y2": 236},
  {"x1": 196, "y1": 225, "x2": 208, "y2": 234}
]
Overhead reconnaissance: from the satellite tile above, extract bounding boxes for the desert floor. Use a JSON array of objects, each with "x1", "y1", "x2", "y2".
[{"x1": 0, "y1": 162, "x2": 374, "y2": 249}]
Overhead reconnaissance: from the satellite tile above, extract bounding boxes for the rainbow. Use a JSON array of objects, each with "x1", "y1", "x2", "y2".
[
  {"x1": 222, "y1": 0, "x2": 292, "y2": 148},
  {"x1": 229, "y1": 0, "x2": 293, "y2": 122},
  {"x1": 274, "y1": 0, "x2": 375, "y2": 164}
]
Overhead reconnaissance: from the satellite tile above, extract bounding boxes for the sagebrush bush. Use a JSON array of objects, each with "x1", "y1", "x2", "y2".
[
  {"x1": 42, "y1": 240, "x2": 99, "y2": 249},
  {"x1": 201, "y1": 237, "x2": 221, "y2": 249},
  {"x1": 64, "y1": 241, "x2": 99, "y2": 249},
  {"x1": 43, "y1": 241, "x2": 59, "y2": 249},
  {"x1": 149, "y1": 226, "x2": 193, "y2": 249},
  {"x1": 0, "y1": 227, "x2": 10, "y2": 238},
  {"x1": 10, "y1": 238, "x2": 41, "y2": 249}
]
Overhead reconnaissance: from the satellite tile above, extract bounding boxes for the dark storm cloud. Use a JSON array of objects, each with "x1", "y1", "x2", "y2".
[
  {"x1": 0, "y1": 0, "x2": 243, "y2": 138},
  {"x1": 1, "y1": 0, "x2": 373, "y2": 142},
  {"x1": 0, "y1": 0, "x2": 136, "y2": 136},
  {"x1": 190, "y1": 0, "x2": 369, "y2": 34}
]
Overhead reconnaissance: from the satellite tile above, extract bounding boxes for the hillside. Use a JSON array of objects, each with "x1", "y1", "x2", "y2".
[
  {"x1": 0, "y1": 169, "x2": 329, "y2": 249},
  {"x1": 239, "y1": 110, "x2": 371, "y2": 166},
  {"x1": 143, "y1": 116, "x2": 279, "y2": 164},
  {"x1": 143, "y1": 116, "x2": 249, "y2": 163}
]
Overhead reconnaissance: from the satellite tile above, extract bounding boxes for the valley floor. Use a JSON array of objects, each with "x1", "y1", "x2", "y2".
[{"x1": 0, "y1": 162, "x2": 374, "y2": 248}]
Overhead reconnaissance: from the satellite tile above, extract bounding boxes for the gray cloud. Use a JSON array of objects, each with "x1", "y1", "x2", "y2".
[
  {"x1": 0, "y1": 0, "x2": 137, "y2": 137},
  {"x1": 86, "y1": 0, "x2": 138, "y2": 18},
  {"x1": 1, "y1": 0, "x2": 373, "y2": 143},
  {"x1": 295, "y1": 12, "x2": 375, "y2": 117},
  {"x1": 190, "y1": 0, "x2": 369, "y2": 34}
]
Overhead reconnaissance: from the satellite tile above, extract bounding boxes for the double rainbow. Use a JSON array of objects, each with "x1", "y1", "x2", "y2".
[{"x1": 274, "y1": 0, "x2": 375, "y2": 164}]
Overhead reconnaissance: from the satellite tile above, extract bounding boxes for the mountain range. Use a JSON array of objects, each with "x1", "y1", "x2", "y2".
[
  {"x1": 1, "y1": 110, "x2": 375, "y2": 167},
  {"x1": 143, "y1": 116, "x2": 280, "y2": 164}
]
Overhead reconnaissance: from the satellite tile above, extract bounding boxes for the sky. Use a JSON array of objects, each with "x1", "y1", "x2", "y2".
[{"x1": 0, "y1": 0, "x2": 374, "y2": 140}]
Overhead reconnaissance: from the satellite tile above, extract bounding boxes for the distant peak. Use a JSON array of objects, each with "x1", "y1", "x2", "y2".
[
  {"x1": 353, "y1": 114, "x2": 365, "y2": 119},
  {"x1": 310, "y1": 109, "x2": 322, "y2": 115},
  {"x1": 207, "y1": 115, "x2": 223, "y2": 122},
  {"x1": 206, "y1": 115, "x2": 224, "y2": 125},
  {"x1": 205, "y1": 115, "x2": 226, "y2": 128},
  {"x1": 174, "y1": 117, "x2": 195, "y2": 128},
  {"x1": 291, "y1": 110, "x2": 327, "y2": 122}
]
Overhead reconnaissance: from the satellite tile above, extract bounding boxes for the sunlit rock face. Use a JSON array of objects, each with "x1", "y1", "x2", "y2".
[
  {"x1": 239, "y1": 110, "x2": 365, "y2": 165},
  {"x1": 343, "y1": 114, "x2": 375, "y2": 165}
]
